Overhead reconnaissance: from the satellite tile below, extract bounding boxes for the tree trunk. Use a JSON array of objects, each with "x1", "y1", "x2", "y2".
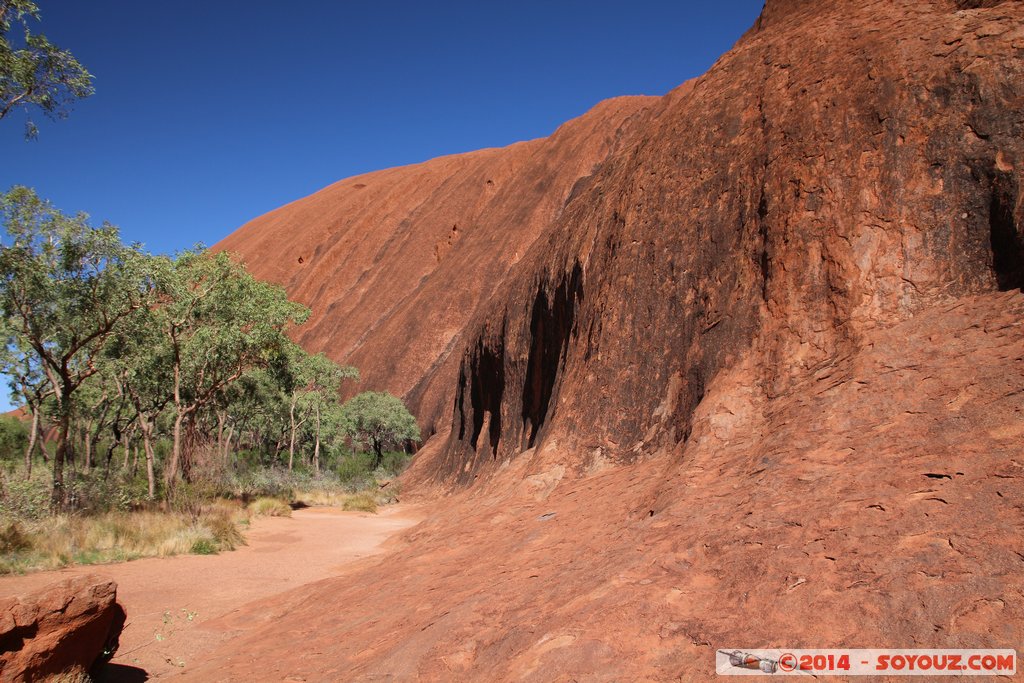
[
  {"x1": 167, "y1": 410, "x2": 184, "y2": 487},
  {"x1": 105, "y1": 439, "x2": 116, "y2": 478},
  {"x1": 288, "y1": 393, "x2": 298, "y2": 471},
  {"x1": 83, "y1": 420, "x2": 93, "y2": 473},
  {"x1": 139, "y1": 417, "x2": 157, "y2": 499},
  {"x1": 36, "y1": 417, "x2": 48, "y2": 464},
  {"x1": 24, "y1": 408, "x2": 39, "y2": 479},
  {"x1": 313, "y1": 402, "x2": 321, "y2": 474},
  {"x1": 51, "y1": 395, "x2": 72, "y2": 509},
  {"x1": 372, "y1": 439, "x2": 383, "y2": 471},
  {"x1": 166, "y1": 354, "x2": 184, "y2": 492},
  {"x1": 216, "y1": 410, "x2": 226, "y2": 456},
  {"x1": 223, "y1": 424, "x2": 235, "y2": 462}
]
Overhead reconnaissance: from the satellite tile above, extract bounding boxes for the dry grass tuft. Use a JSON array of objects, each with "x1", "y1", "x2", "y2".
[
  {"x1": 0, "y1": 502, "x2": 249, "y2": 575},
  {"x1": 292, "y1": 487, "x2": 349, "y2": 507},
  {"x1": 249, "y1": 497, "x2": 292, "y2": 517},
  {"x1": 341, "y1": 491, "x2": 379, "y2": 513}
]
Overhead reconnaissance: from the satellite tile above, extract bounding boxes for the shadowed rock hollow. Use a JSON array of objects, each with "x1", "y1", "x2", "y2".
[{"x1": 206, "y1": 0, "x2": 1024, "y2": 679}]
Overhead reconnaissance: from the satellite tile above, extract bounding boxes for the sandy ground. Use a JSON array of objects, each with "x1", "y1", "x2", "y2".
[{"x1": 0, "y1": 504, "x2": 423, "y2": 681}]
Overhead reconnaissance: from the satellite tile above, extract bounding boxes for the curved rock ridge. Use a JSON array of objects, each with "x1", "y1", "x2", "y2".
[{"x1": 216, "y1": 95, "x2": 656, "y2": 436}]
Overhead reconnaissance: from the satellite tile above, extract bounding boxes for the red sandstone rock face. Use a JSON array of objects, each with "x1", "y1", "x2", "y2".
[
  {"x1": 432, "y1": 0, "x2": 1024, "y2": 480},
  {"x1": 0, "y1": 575, "x2": 125, "y2": 681},
  {"x1": 216, "y1": 96, "x2": 655, "y2": 436},
  {"x1": 196, "y1": 0, "x2": 1024, "y2": 679}
]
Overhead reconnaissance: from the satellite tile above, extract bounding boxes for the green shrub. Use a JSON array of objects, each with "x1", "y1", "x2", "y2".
[
  {"x1": 190, "y1": 538, "x2": 218, "y2": 555},
  {"x1": 0, "y1": 476, "x2": 51, "y2": 519},
  {"x1": 337, "y1": 451, "x2": 375, "y2": 486},
  {"x1": 0, "y1": 416, "x2": 28, "y2": 463},
  {"x1": 380, "y1": 451, "x2": 412, "y2": 477}
]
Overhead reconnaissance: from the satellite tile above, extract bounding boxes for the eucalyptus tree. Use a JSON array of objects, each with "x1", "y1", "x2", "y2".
[
  {"x1": 302, "y1": 352, "x2": 357, "y2": 473},
  {"x1": 220, "y1": 367, "x2": 288, "y2": 463},
  {"x1": 281, "y1": 342, "x2": 358, "y2": 471},
  {"x1": 154, "y1": 249, "x2": 309, "y2": 489},
  {"x1": 0, "y1": 187, "x2": 155, "y2": 506},
  {"x1": 0, "y1": 0, "x2": 94, "y2": 137},
  {"x1": 338, "y1": 391, "x2": 420, "y2": 470}
]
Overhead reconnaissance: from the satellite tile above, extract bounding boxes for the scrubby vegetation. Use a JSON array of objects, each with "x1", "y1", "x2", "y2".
[
  {"x1": 0, "y1": 447, "x2": 413, "y2": 574},
  {"x1": 0, "y1": 504, "x2": 247, "y2": 574},
  {"x1": 0, "y1": 188, "x2": 420, "y2": 574}
]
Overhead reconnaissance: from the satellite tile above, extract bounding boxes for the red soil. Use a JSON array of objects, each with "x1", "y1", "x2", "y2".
[{"x1": 0, "y1": 506, "x2": 423, "y2": 680}]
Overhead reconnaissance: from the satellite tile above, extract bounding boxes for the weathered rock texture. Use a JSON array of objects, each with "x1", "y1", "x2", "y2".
[
  {"x1": 431, "y1": 0, "x2": 1024, "y2": 481},
  {"x1": 199, "y1": 0, "x2": 1024, "y2": 679},
  {"x1": 0, "y1": 575, "x2": 125, "y2": 682}
]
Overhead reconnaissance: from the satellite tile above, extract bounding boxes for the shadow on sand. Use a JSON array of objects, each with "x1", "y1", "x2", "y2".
[{"x1": 95, "y1": 663, "x2": 149, "y2": 682}]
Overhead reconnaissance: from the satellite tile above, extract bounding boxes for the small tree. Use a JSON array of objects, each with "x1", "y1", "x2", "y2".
[
  {"x1": 0, "y1": 0, "x2": 94, "y2": 138},
  {"x1": 338, "y1": 391, "x2": 420, "y2": 470}
]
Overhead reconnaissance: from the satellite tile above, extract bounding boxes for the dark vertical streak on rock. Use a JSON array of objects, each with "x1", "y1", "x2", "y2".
[{"x1": 521, "y1": 262, "x2": 585, "y2": 449}]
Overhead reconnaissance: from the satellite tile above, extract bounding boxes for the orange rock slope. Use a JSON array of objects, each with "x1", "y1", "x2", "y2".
[
  {"x1": 207, "y1": 0, "x2": 1024, "y2": 679},
  {"x1": 216, "y1": 95, "x2": 656, "y2": 436}
]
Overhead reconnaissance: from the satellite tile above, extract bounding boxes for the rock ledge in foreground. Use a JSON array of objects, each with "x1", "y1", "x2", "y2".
[{"x1": 0, "y1": 575, "x2": 126, "y2": 682}]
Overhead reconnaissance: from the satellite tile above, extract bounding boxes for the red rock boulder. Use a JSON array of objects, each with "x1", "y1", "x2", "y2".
[{"x1": 0, "y1": 575, "x2": 126, "y2": 682}]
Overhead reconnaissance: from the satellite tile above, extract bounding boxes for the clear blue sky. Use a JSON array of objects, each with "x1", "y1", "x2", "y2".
[{"x1": 0, "y1": 0, "x2": 764, "y2": 410}]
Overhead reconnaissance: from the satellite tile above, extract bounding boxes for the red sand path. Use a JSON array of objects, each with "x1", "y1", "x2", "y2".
[{"x1": 0, "y1": 505, "x2": 424, "y2": 680}]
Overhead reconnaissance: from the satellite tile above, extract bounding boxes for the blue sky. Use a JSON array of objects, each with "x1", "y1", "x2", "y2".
[{"x1": 0, "y1": 1, "x2": 764, "y2": 410}]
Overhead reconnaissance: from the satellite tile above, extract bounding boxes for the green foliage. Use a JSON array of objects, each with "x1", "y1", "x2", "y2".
[
  {"x1": 381, "y1": 450, "x2": 412, "y2": 476},
  {"x1": 0, "y1": 186, "x2": 156, "y2": 505},
  {"x1": 0, "y1": 186, "x2": 420, "y2": 573},
  {"x1": 338, "y1": 392, "x2": 420, "y2": 468},
  {"x1": 64, "y1": 468, "x2": 154, "y2": 514},
  {"x1": 337, "y1": 450, "x2": 376, "y2": 486},
  {"x1": 189, "y1": 538, "x2": 217, "y2": 555},
  {"x1": 0, "y1": 0, "x2": 94, "y2": 138},
  {"x1": 0, "y1": 474, "x2": 48, "y2": 519},
  {"x1": 160, "y1": 250, "x2": 311, "y2": 405},
  {"x1": 335, "y1": 450, "x2": 409, "y2": 486},
  {"x1": 0, "y1": 414, "x2": 26, "y2": 461}
]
